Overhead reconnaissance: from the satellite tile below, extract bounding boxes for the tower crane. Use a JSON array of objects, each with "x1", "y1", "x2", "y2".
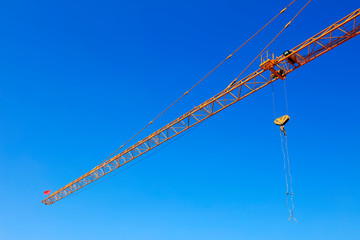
[{"x1": 42, "y1": 8, "x2": 360, "y2": 205}]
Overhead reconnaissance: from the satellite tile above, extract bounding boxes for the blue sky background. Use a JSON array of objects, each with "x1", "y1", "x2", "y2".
[{"x1": 1, "y1": 1, "x2": 359, "y2": 239}]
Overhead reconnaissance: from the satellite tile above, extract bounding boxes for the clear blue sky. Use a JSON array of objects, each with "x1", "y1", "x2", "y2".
[{"x1": 1, "y1": 1, "x2": 359, "y2": 239}]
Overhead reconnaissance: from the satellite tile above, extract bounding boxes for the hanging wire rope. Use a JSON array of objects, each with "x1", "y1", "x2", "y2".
[
  {"x1": 264, "y1": 0, "x2": 313, "y2": 219},
  {"x1": 271, "y1": 80, "x2": 293, "y2": 221},
  {"x1": 283, "y1": 79, "x2": 290, "y2": 114},
  {"x1": 270, "y1": 48, "x2": 302, "y2": 222},
  {"x1": 231, "y1": 0, "x2": 313, "y2": 221},
  {"x1": 280, "y1": 132, "x2": 291, "y2": 219},
  {"x1": 271, "y1": 83, "x2": 277, "y2": 119},
  {"x1": 284, "y1": 134, "x2": 297, "y2": 222},
  {"x1": 273, "y1": 81, "x2": 297, "y2": 222},
  {"x1": 99, "y1": 0, "x2": 298, "y2": 165},
  {"x1": 282, "y1": 73, "x2": 297, "y2": 221}
]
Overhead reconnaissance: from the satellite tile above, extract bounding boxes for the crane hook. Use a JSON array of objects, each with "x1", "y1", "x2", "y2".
[{"x1": 274, "y1": 115, "x2": 290, "y2": 135}]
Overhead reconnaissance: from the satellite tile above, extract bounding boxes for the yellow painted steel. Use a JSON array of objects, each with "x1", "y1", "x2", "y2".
[{"x1": 274, "y1": 115, "x2": 290, "y2": 126}]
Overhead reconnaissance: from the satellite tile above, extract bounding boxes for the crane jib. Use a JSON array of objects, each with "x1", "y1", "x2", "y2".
[{"x1": 42, "y1": 8, "x2": 360, "y2": 205}]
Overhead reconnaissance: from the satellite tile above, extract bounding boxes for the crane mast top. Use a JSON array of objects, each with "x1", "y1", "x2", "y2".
[{"x1": 42, "y1": 8, "x2": 360, "y2": 205}]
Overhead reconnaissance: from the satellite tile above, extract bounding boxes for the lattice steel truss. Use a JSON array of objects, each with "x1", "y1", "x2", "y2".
[{"x1": 42, "y1": 8, "x2": 360, "y2": 205}]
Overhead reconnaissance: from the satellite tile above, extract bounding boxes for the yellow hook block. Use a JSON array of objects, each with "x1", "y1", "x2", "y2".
[{"x1": 274, "y1": 115, "x2": 290, "y2": 126}]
